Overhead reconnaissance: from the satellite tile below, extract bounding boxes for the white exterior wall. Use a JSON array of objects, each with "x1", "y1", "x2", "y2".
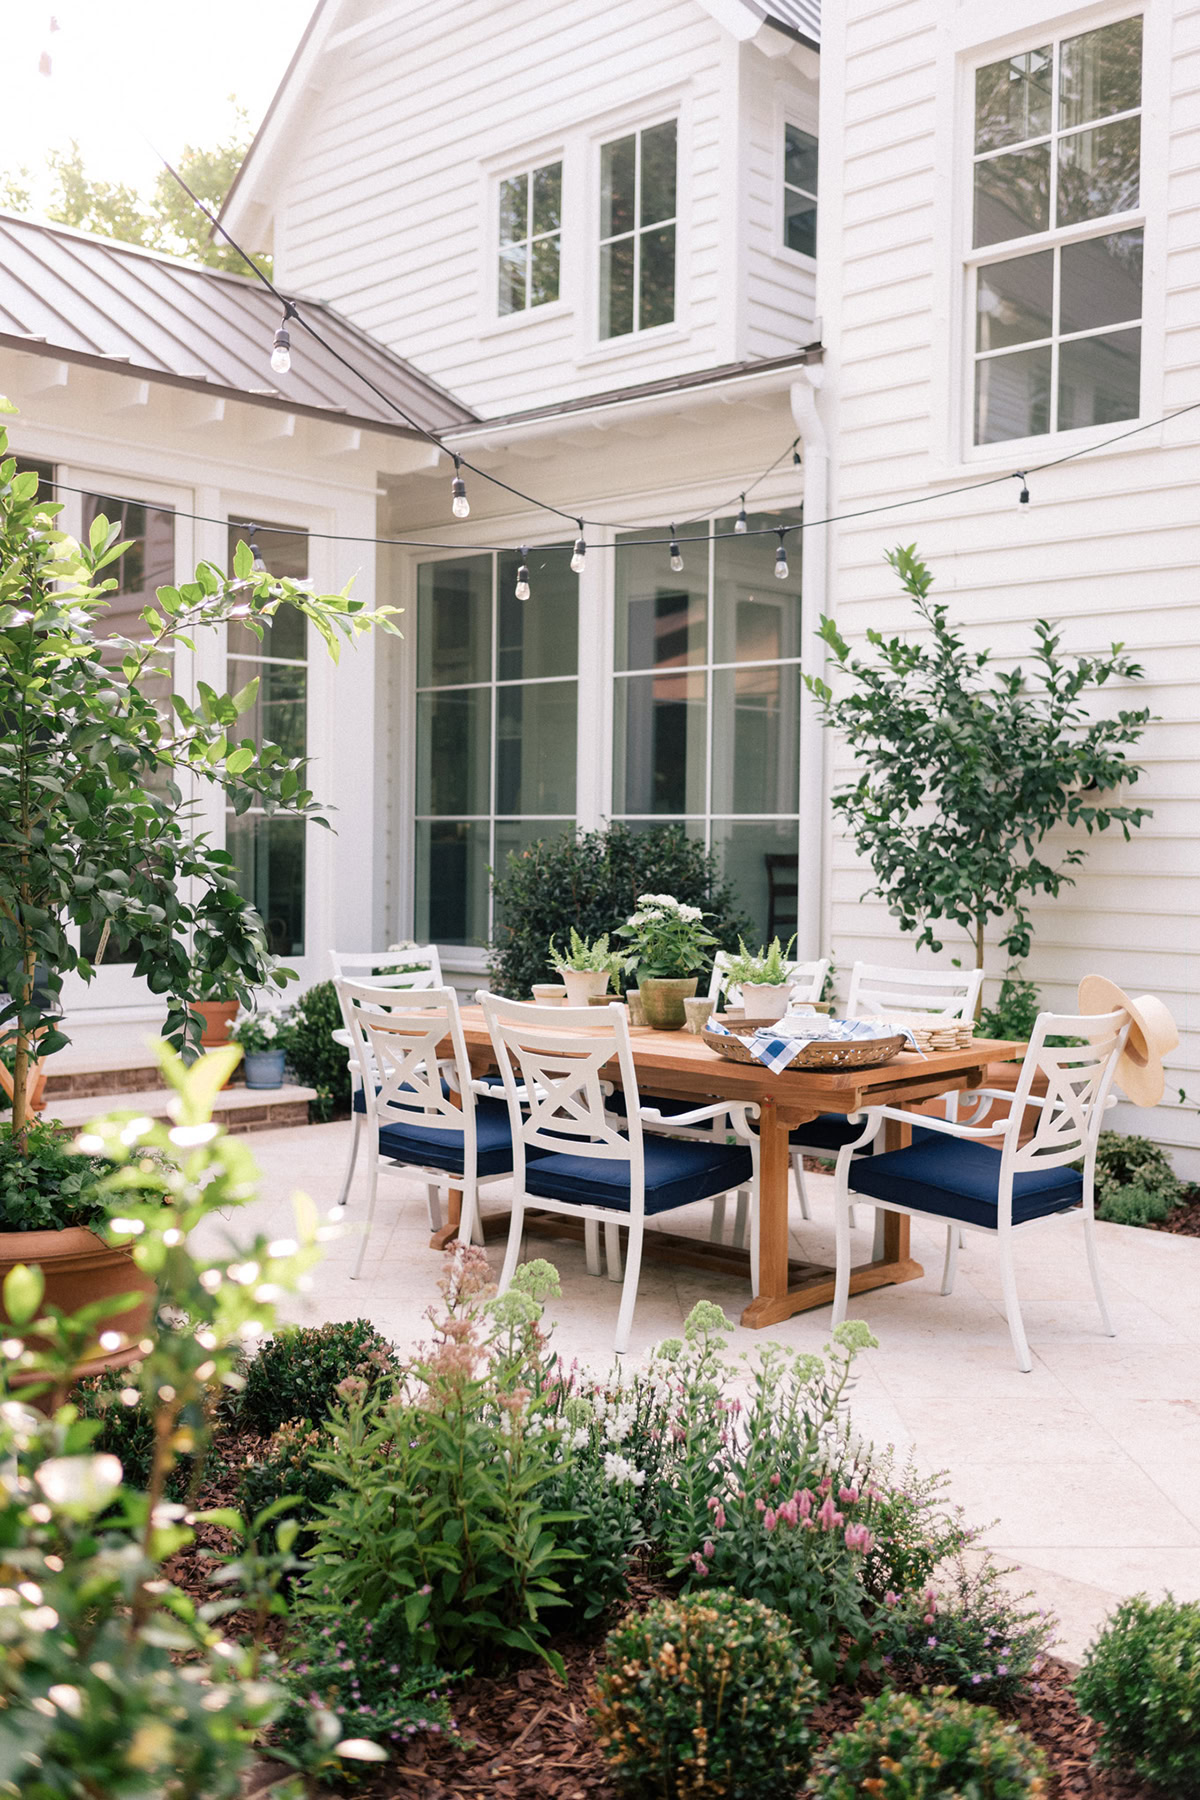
[
  {"x1": 268, "y1": 0, "x2": 819, "y2": 412},
  {"x1": 817, "y1": 0, "x2": 1200, "y2": 1170}
]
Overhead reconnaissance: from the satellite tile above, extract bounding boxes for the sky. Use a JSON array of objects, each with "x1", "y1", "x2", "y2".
[{"x1": 0, "y1": 0, "x2": 315, "y2": 209}]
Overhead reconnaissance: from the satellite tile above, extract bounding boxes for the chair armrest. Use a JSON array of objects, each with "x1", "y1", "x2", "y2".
[
  {"x1": 639, "y1": 1100, "x2": 760, "y2": 1130},
  {"x1": 875, "y1": 1105, "x2": 1007, "y2": 1141}
]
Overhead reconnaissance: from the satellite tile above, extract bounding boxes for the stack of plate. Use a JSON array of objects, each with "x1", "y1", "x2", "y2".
[{"x1": 906, "y1": 1020, "x2": 975, "y2": 1052}]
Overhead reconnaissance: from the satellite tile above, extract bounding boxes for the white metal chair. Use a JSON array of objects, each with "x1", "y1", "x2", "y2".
[
  {"x1": 330, "y1": 945, "x2": 444, "y2": 1209},
  {"x1": 830, "y1": 1007, "x2": 1129, "y2": 1371},
  {"x1": 338, "y1": 981, "x2": 516, "y2": 1275},
  {"x1": 483, "y1": 994, "x2": 759, "y2": 1354},
  {"x1": 707, "y1": 952, "x2": 830, "y2": 1011}
]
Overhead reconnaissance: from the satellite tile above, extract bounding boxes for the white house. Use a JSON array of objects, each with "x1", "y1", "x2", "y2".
[{"x1": 2, "y1": 0, "x2": 1195, "y2": 1166}]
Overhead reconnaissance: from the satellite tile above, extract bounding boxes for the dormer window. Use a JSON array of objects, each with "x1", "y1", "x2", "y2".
[
  {"x1": 784, "y1": 124, "x2": 818, "y2": 258},
  {"x1": 599, "y1": 119, "x2": 677, "y2": 339},
  {"x1": 498, "y1": 160, "x2": 562, "y2": 315}
]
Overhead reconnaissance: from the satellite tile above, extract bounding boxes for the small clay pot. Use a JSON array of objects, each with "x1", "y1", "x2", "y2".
[
  {"x1": 194, "y1": 1000, "x2": 238, "y2": 1047},
  {"x1": 559, "y1": 968, "x2": 611, "y2": 1008},
  {"x1": 739, "y1": 982, "x2": 792, "y2": 1024},
  {"x1": 638, "y1": 976, "x2": 699, "y2": 1030}
]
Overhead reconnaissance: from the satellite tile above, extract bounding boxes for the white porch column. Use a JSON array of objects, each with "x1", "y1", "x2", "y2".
[
  {"x1": 323, "y1": 488, "x2": 380, "y2": 951},
  {"x1": 790, "y1": 368, "x2": 829, "y2": 962},
  {"x1": 575, "y1": 524, "x2": 614, "y2": 832}
]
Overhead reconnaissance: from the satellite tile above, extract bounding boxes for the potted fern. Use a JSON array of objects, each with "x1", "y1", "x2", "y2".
[
  {"x1": 722, "y1": 936, "x2": 797, "y2": 1023},
  {"x1": 549, "y1": 929, "x2": 623, "y2": 1008}
]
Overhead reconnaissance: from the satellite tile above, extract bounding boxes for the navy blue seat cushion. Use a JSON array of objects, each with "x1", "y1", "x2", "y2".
[
  {"x1": 377, "y1": 1095, "x2": 515, "y2": 1179},
  {"x1": 790, "y1": 1116, "x2": 940, "y2": 1152},
  {"x1": 524, "y1": 1135, "x2": 752, "y2": 1217},
  {"x1": 848, "y1": 1135, "x2": 1083, "y2": 1230},
  {"x1": 355, "y1": 1075, "x2": 455, "y2": 1115}
]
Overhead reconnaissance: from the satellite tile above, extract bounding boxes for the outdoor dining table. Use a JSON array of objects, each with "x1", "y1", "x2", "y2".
[{"x1": 450, "y1": 1005, "x2": 1025, "y2": 1331}]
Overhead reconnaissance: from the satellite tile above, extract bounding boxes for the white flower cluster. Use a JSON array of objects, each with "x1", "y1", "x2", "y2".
[
  {"x1": 603, "y1": 1451, "x2": 646, "y2": 1488},
  {"x1": 626, "y1": 893, "x2": 704, "y2": 928}
]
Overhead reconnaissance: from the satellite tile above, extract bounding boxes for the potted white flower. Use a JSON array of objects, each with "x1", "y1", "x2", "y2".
[
  {"x1": 549, "y1": 928, "x2": 624, "y2": 1008},
  {"x1": 721, "y1": 936, "x2": 797, "y2": 1023},
  {"x1": 616, "y1": 896, "x2": 719, "y2": 1030},
  {"x1": 229, "y1": 1005, "x2": 295, "y2": 1088}
]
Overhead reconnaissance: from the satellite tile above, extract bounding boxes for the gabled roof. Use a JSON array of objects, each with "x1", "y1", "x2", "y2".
[
  {"x1": 221, "y1": 0, "x2": 820, "y2": 237},
  {"x1": 0, "y1": 210, "x2": 476, "y2": 436}
]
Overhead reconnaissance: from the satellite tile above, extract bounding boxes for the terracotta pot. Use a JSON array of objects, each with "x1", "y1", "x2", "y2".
[
  {"x1": 739, "y1": 981, "x2": 792, "y2": 1024},
  {"x1": 0, "y1": 1226, "x2": 157, "y2": 1380},
  {"x1": 559, "y1": 968, "x2": 611, "y2": 1008},
  {"x1": 194, "y1": 999, "x2": 238, "y2": 1048},
  {"x1": 639, "y1": 976, "x2": 699, "y2": 1030}
]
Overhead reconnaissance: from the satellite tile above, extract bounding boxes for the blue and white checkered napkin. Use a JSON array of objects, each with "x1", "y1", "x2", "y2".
[{"x1": 706, "y1": 1016, "x2": 916, "y2": 1074}]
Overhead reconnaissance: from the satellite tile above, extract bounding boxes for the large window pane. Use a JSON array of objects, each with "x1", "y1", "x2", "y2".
[
  {"x1": 416, "y1": 555, "x2": 491, "y2": 687},
  {"x1": 974, "y1": 47, "x2": 1052, "y2": 153},
  {"x1": 498, "y1": 545, "x2": 577, "y2": 680},
  {"x1": 615, "y1": 538, "x2": 707, "y2": 671},
  {"x1": 712, "y1": 511, "x2": 802, "y2": 665},
  {"x1": 599, "y1": 236, "x2": 635, "y2": 340},
  {"x1": 711, "y1": 820, "x2": 799, "y2": 946},
  {"x1": 973, "y1": 144, "x2": 1050, "y2": 245},
  {"x1": 711, "y1": 664, "x2": 801, "y2": 815},
  {"x1": 415, "y1": 822, "x2": 489, "y2": 946},
  {"x1": 1059, "y1": 17, "x2": 1142, "y2": 132},
  {"x1": 1060, "y1": 229, "x2": 1143, "y2": 333},
  {"x1": 532, "y1": 162, "x2": 561, "y2": 236},
  {"x1": 1057, "y1": 328, "x2": 1140, "y2": 430},
  {"x1": 784, "y1": 124, "x2": 818, "y2": 193},
  {"x1": 415, "y1": 688, "x2": 491, "y2": 816},
  {"x1": 600, "y1": 133, "x2": 636, "y2": 238},
  {"x1": 639, "y1": 224, "x2": 675, "y2": 330},
  {"x1": 784, "y1": 189, "x2": 817, "y2": 258},
  {"x1": 228, "y1": 658, "x2": 306, "y2": 762},
  {"x1": 496, "y1": 681, "x2": 577, "y2": 815},
  {"x1": 226, "y1": 816, "x2": 306, "y2": 957},
  {"x1": 613, "y1": 670, "x2": 706, "y2": 815},
  {"x1": 976, "y1": 251, "x2": 1053, "y2": 351},
  {"x1": 975, "y1": 345, "x2": 1052, "y2": 443},
  {"x1": 640, "y1": 120, "x2": 677, "y2": 225},
  {"x1": 1057, "y1": 116, "x2": 1140, "y2": 227}
]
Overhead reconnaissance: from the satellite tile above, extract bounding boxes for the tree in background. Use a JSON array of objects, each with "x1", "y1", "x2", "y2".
[
  {"x1": 806, "y1": 545, "x2": 1151, "y2": 993},
  {"x1": 0, "y1": 100, "x2": 269, "y2": 277}
]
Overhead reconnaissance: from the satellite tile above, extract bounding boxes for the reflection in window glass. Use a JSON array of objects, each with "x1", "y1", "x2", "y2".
[
  {"x1": 976, "y1": 251, "x2": 1053, "y2": 352},
  {"x1": 416, "y1": 555, "x2": 491, "y2": 687},
  {"x1": 613, "y1": 670, "x2": 707, "y2": 816},
  {"x1": 1056, "y1": 115, "x2": 1140, "y2": 227},
  {"x1": 496, "y1": 681, "x2": 577, "y2": 815},
  {"x1": 599, "y1": 120, "x2": 677, "y2": 338},
  {"x1": 1059, "y1": 16, "x2": 1143, "y2": 131},
  {"x1": 975, "y1": 345, "x2": 1052, "y2": 444},
  {"x1": 227, "y1": 815, "x2": 306, "y2": 957},
  {"x1": 711, "y1": 820, "x2": 801, "y2": 948},
  {"x1": 1059, "y1": 229, "x2": 1143, "y2": 333},
  {"x1": 615, "y1": 540, "x2": 707, "y2": 672},
  {"x1": 711, "y1": 664, "x2": 801, "y2": 816},
  {"x1": 1057, "y1": 328, "x2": 1141, "y2": 430},
  {"x1": 415, "y1": 821, "x2": 489, "y2": 947},
  {"x1": 497, "y1": 545, "x2": 578, "y2": 681},
  {"x1": 973, "y1": 144, "x2": 1050, "y2": 246},
  {"x1": 416, "y1": 689, "x2": 491, "y2": 817},
  {"x1": 974, "y1": 47, "x2": 1052, "y2": 153},
  {"x1": 498, "y1": 159, "x2": 562, "y2": 315}
]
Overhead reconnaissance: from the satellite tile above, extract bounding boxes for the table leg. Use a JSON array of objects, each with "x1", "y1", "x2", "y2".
[
  {"x1": 429, "y1": 1186, "x2": 463, "y2": 1252},
  {"x1": 740, "y1": 1098, "x2": 790, "y2": 1327}
]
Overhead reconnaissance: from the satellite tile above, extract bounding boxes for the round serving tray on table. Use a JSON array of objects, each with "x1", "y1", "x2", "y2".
[{"x1": 701, "y1": 1029, "x2": 907, "y2": 1070}]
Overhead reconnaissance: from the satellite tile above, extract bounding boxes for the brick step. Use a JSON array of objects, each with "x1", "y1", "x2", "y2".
[
  {"x1": 43, "y1": 1083, "x2": 316, "y2": 1137},
  {"x1": 45, "y1": 1063, "x2": 167, "y2": 1100}
]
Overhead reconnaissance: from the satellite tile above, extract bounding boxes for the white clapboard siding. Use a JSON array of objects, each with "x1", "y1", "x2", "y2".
[{"x1": 818, "y1": 0, "x2": 1200, "y2": 1172}]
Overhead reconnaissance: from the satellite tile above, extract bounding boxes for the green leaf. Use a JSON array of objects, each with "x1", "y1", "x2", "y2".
[
  {"x1": 232, "y1": 538, "x2": 254, "y2": 580},
  {"x1": 231, "y1": 677, "x2": 259, "y2": 715},
  {"x1": 225, "y1": 746, "x2": 254, "y2": 775},
  {"x1": 2, "y1": 1263, "x2": 44, "y2": 1327}
]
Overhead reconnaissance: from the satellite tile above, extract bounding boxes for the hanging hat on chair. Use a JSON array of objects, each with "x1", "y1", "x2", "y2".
[{"x1": 1077, "y1": 976, "x2": 1179, "y2": 1107}]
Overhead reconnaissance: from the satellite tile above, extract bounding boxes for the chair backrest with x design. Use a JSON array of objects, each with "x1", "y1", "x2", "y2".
[
  {"x1": 331, "y1": 945, "x2": 443, "y2": 990},
  {"x1": 845, "y1": 961, "x2": 984, "y2": 1021},
  {"x1": 708, "y1": 952, "x2": 829, "y2": 1008},
  {"x1": 998, "y1": 1008, "x2": 1128, "y2": 1202},
  {"x1": 337, "y1": 979, "x2": 475, "y2": 1152},
  {"x1": 482, "y1": 995, "x2": 645, "y2": 1203}
]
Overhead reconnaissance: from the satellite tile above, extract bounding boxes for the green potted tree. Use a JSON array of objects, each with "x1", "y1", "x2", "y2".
[
  {"x1": 0, "y1": 404, "x2": 395, "y2": 1327},
  {"x1": 549, "y1": 928, "x2": 624, "y2": 1007},
  {"x1": 721, "y1": 935, "x2": 797, "y2": 1023},
  {"x1": 617, "y1": 895, "x2": 719, "y2": 1029}
]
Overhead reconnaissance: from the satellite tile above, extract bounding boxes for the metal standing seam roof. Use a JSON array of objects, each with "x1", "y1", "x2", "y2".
[
  {"x1": 0, "y1": 211, "x2": 476, "y2": 437},
  {"x1": 760, "y1": 1, "x2": 821, "y2": 49}
]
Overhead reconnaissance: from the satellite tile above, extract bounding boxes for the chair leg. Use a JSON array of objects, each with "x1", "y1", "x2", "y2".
[
  {"x1": 336, "y1": 1111, "x2": 363, "y2": 1207},
  {"x1": 351, "y1": 1149, "x2": 380, "y2": 1281},
  {"x1": 584, "y1": 1218, "x2": 602, "y2": 1277},
  {"x1": 790, "y1": 1152, "x2": 812, "y2": 1222},
  {"x1": 426, "y1": 1184, "x2": 443, "y2": 1232},
  {"x1": 732, "y1": 1189, "x2": 750, "y2": 1250},
  {"x1": 498, "y1": 1196, "x2": 525, "y2": 1293},
  {"x1": 831, "y1": 1190, "x2": 853, "y2": 1327},
  {"x1": 748, "y1": 1191, "x2": 760, "y2": 1299},
  {"x1": 1083, "y1": 1208, "x2": 1116, "y2": 1338},
  {"x1": 604, "y1": 1220, "x2": 623, "y2": 1282},
  {"x1": 941, "y1": 1225, "x2": 959, "y2": 1296},
  {"x1": 455, "y1": 1182, "x2": 479, "y2": 1248},
  {"x1": 997, "y1": 1231, "x2": 1033, "y2": 1373},
  {"x1": 613, "y1": 1217, "x2": 645, "y2": 1355},
  {"x1": 709, "y1": 1194, "x2": 727, "y2": 1243}
]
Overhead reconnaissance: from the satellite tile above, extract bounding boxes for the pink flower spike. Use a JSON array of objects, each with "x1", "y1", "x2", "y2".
[
  {"x1": 816, "y1": 1496, "x2": 842, "y2": 1531},
  {"x1": 703, "y1": 1539, "x2": 715, "y2": 1558},
  {"x1": 755, "y1": 1497, "x2": 766, "y2": 1513},
  {"x1": 691, "y1": 1552, "x2": 709, "y2": 1576},
  {"x1": 798, "y1": 1489, "x2": 813, "y2": 1519},
  {"x1": 818, "y1": 1476, "x2": 832, "y2": 1497},
  {"x1": 770, "y1": 1472, "x2": 781, "y2": 1487},
  {"x1": 839, "y1": 1485, "x2": 859, "y2": 1505},
  {"x1": 713, "y1": 1503, "x2": 726, "y2": 1530},
  {"x1": 763, "y1": 1508, "x2": 777, "y2": 1533},
  {"x1": 884, "y1": 1591, "x2": 899, "y2": 1608}
]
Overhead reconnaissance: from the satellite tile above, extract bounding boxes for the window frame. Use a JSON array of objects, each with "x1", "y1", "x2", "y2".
[
  {"x1": 478, "y1": 136, "x2": 571, "y2": 340},
  {"x1": 595, "y1": 115, "x2": 680, "y2": 344},
  {"x1": 961, "y1": 9, "x2": 1149, "y2": 458},
  {"x1": 779, "y1": 117, "x2": 819, "y2": 267},
  {"x1": 496, "y1": 156, "x2": 565, "y2": 320}
]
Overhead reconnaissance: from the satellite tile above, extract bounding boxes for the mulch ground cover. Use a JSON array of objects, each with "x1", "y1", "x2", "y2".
[{"x1": 1147, "y1": 1186, "x2": 1200, "y2": 1239}]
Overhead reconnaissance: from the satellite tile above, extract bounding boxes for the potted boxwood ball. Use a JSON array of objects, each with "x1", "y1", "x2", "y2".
[
  {"x1": 616, "y1": 895, "x2": 719, "y2": 1030},
  {"x1": 229, "y1": 1005, "x2": 294, "y2": 1088}
]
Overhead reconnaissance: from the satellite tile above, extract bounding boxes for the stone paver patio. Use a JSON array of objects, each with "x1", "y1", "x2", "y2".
[{"x1": 194, "y1": 1116, "x2": 1200, "y2": 1662}]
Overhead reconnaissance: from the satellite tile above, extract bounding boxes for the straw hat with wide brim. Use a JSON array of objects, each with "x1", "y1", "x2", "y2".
[{"x1": 1077, "y1": 976, "x2": 1180, "y2": 1107}]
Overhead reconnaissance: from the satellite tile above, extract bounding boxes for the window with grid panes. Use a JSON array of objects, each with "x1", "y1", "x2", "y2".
[
  {"x1": 413, "y1": 546, "x2": 578, "y2": 946},
  {"x1": 225, "y1": 522, "x2": 309, "y2": 957},
  {"x1": 971, "y1": 16, "x2": 1143, "y2": 444},
  {"x1": 783, "y1": 124, "x2": 818, "y2": 258},
  {"x1": 599, "y1": 119, "x2": 677, "y2": 339},
  {"x1": 611, "y1": 513, "x2": 802, "y2": 939},
  {"x1": 498, "y1": 160, "x2": 562, "y2": 314}
]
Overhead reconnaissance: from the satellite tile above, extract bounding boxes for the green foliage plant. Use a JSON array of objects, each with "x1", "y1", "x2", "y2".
[
  {"x1": 1074, "y1": 1593, "x2": 1200, "y2": 1795},
  {"x1": 239, "y1": 1417, "x2": 337, "y2": 1533},
  {"x1": 806, "y1": 544, "x2": 1150, "y2": 982},
  {"x1": 809, "y1": 1688, "x2": 1048, "y2": 1799},
  {"x1": 591, "y1": 1589, "x2": 817, "y2": 1800},
  {"x1": 722, "y1": 934, "x2": 797, "y2": 988},
  {"x1": 305, "y1": 1251, "x2": 576, "y2": 1675},
  {"x1": 286, "y1": 979, "x2": 352, "y2": 1119},
  {"x1": 977, "y1": 970, "x2": 1043, "y2": 1042},
  {"x1": 1091, "y1": 1129, "x2": 1185, "y2": 1223},
  {"x1": 856, "y1": 1452, "x2": 978, "y2": 1605},
  {"x1": 0, "y1": 1117, "x2": 111, "y2": 1232},
  {"x1": 238, "y1": 1317, "x2": 397, "y2": 1436},
  {"x1": 616, "y1": 894, "x2": 720, "y2": 982},
  {"x1": 549, "y1": 926, "x2": 624, "y2": 977},
  {"x1": 0, "y1": 414, "x2": 398, "y2": 1144},
  {"x1": 876, "y1": 1558, "x2": 1056, "y2": 1706},
  {"x1": 488, "y1": 822, "x2": 753, "y2": 998}
]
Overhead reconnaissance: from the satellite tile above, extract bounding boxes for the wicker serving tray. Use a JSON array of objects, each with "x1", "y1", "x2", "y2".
[{"x1": 702, "y1": 1028, "x2": 907, "y2": 1069}]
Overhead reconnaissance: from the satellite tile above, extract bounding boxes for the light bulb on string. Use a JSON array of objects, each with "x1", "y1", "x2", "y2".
[
  {"x1": 774, "y1": 530, "x2": 789, "y2": 580},
  {"x1": 269, "y1": 302, "x2": 297, "y2": 375},
  {"x1": 515, "y1": 547, "x2": 531, "y2": 602},
  {"x1": 247, "y1": 526, "x2": 267, "y2": 575},
  {"x1": 450, "y1": 457, "x2": 470, "y2": 519},
  {"x1": 1014, "y1": 471, "x2": 1030, "y2": 505},
  {"x1": 570, "y1": 523, "x2": 586, "y2": 575},
  {"x1": 669, "y1": 527, "x2": 683, "y2": 574},
  {"x1": 735, "y1": 496, "x2": 748, "y2": 534}
]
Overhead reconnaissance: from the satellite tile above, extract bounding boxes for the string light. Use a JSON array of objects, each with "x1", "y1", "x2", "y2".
[
  {"x1": 247, "y1": 527, "x2": 267, "y2": 574},
  {"x1": 774, "y1": 529, "x2": 789, "y2": 580},
  {"x1": 669, "y1": 527, "x2": 683, "y2": 574},
  {"x1": 735, "y1": 496, "x2": 748, "y2": 534},
  {"x1": 450, "y1": 456, "x2": 470, "y2": 519},
  {"x1": 1014, "y1": 472, "x2": 1030, "y2": 504},
  {"x1": 570, "y1": 523, "x2": 586, "y2": 575},
  {"x1": 514, "y1": 547, "x2": 531, "y2": 602},
  {"x1": 269, "y1": 303, "x2": 297, "y2": 377}
]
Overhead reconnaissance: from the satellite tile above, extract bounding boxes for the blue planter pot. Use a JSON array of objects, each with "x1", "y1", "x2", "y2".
[{"x1": 243, "y1": 1049, "x2": 286, "y2": 1089}]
